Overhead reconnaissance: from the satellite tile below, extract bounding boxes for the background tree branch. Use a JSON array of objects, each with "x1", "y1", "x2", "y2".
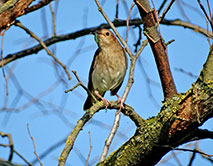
[
  {"x1": 0, "y1": 18, "x2": 212, "y2": 67},
  {"x1": 96, "y1": 44, "x2": 213, "y2": 166}
]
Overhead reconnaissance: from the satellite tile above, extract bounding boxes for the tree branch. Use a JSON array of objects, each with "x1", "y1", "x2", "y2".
[
  {"x1": 0, "y1": 0, "x2": 34, "y2": 32},
  {"x1": 134, "y1": 0, "x2": 177, "y2": 99},
  {"x1": 161, "y1": 18, "x2": 213, "y2": 38},
  {"x1": 14, "y1": 21, "x2": 71, "y2": 80},
  {"x1": 96, "y1": 44, "x2": 213, "y2": 165},
  {"x1": 190, "y1": 129, "x2": 213, "y2": 141},
  {"x1": 0, "y1": 131, "x2": 14, "y2": 161},
  {"x1": 0, "y1": 19, "x2": 212, "y2": 67},
  {"x1": 24, "y1": 0, "x2": 55, "y2": 15},
  {"x1": 58, "y1": 102, "x2": 144, "y2": 166}
]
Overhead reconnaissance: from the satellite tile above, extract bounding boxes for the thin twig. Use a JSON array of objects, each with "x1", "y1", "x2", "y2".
[
  {"x1": 13, "y1": 149, "x2": 33, "y2": 166},
  {"x1": 0, "y1": 18, "x2": 212, "y2": 68},
  {"x1": 65, "y1": 82, "x2": 81, "y2": 93},
  {"x1": 94, "y1": 1, "x2": 134, "y2": 162},
  {"x1": 49, "y1": 2, "x2": 56, "y2": 36},
  {"x1": 197, "y1": 0, "x2": 213, "y2": 31},
  {"x1": 174, "y1": 67, "x2": 197, "y2": 79},
  {"x1": 100, "y1": 111, "x2": 121, "y2": 162},
  {"x1": 188, "y1": 151, "x2": 196, "y2": 166},
  {"x1": 204, "y1": 15, "x2": 211, "y2": 46},
  {"x1": 14, "y1": 21, "x2": 71, "y2": 80},
  {"x1": 121, "y1": 39, "x2": 148, "y2": 103},
  {"x1": 125, "y1": 1, "x2": 135, "y2": 42},
  {"x1": 0, "y1": 131, "x2": 14, "y2": 161},
  {"x1": 133, "y1": 25, "x2": 142, "y2": 52},
  {"x1": 58, "y1": 102, "x2": 144, "y2": 165},
  {"x1": 161, "y1": 18, "x2": 213, "y2": 38},
  {"x1": 94, "y1": 1, "x2": 148, "y2": 162},
  {"x1": 94, "y1": 0, "x2": 133, "y2": 58},
  {"x1": 161, "y1": 145, "x2": 213, "y2": 157},
  {"x1": 1, "y1": 30, "x2": 8, "y2": 96},
  {"x1": 171, "y1": 151, "x2": 182, "y2": 166},
  {"x1": 27, "y1": 124, "x2": 43, "y2": 166},
  {"x1": 65, "y1": 70, "x2": 97, "y2": 101},
  {"x1": 86, "y1": 131, "x2": 93, "y2": 166},
  {"x1": 24, "y1": 0, "x2": 55, "y2": 15},
  {"x1": 206, "y1": 0, "x2": 211, "y2": 19},
  {"x1": 159, "y1": 0, "x2": 175, "y2": 22},
  {"x1": 115, "y1": 0, "x2": 119, "y2": 19},
  {"x1": 158, "y1": 0, "x2": 169, "y2": 14}
]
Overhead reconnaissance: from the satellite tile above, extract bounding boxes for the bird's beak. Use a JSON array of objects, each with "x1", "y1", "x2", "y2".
[
  {"x1": 90, "y1": 31, "x2": 96, "y2": 35},
  {"x1": 91, "y1": 30, "x2": 102, "y2": 35}
]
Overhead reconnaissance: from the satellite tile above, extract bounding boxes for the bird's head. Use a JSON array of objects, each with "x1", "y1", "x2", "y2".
[{"x1": 93, "y1": 29, "x2": 117, "y2": 48}]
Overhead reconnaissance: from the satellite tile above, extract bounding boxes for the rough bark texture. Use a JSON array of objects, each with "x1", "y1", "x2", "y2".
[
  {"x1": 0, "y1": 0, "x2": 33, "y2": 32},
  {"x1": 97, "y1": 45, "x2": 213, "y2": 166},
  {"x1": 134, "y1": 0, "x2": 177, "y2": 99}
]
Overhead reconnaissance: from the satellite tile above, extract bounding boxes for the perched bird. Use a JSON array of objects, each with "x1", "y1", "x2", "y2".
[{"x1": 83, "y1": 29, "x2": 128, "y2": 110}]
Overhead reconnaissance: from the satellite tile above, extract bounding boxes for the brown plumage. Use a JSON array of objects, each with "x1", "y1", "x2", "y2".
[{"x1": 83, "y1": 29, "x2": 128, "y2": 110}]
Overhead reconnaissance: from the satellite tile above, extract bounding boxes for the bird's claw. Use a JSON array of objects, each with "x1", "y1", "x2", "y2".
[
  {"x1": 103, "y1": 99, "x2": 110, "y2": 111},
  {"x1": 116, "y1": 97, "x2": 124, "y2": 111}
]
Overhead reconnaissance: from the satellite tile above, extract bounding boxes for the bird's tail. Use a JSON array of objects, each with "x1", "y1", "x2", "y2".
[
  {"x1": 83, "y1": 91, "x2": 106, "y2": 110},
  {"x1": 83, "y1": 96, "x2": 94, "y2": 110}
]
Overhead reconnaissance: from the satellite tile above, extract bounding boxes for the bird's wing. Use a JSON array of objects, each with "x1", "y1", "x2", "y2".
[{"x1": 87, "y1": 48, "x2": 100, "y2": 92}]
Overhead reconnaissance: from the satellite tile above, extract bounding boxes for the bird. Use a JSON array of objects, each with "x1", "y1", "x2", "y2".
[{"x1": 83, "y1": 29, "x2": 128, "y2": 110}]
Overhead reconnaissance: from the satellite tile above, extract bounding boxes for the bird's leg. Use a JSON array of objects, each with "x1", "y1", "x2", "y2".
[
  {"x1": 94, "y1": 90, "x2": 110, "y2": 110},
  {"x1": 111, "y1": 91, "x2": 124, "y2": 111}
]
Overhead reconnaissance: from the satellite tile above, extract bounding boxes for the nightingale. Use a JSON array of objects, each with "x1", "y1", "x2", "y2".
[{"x1": 83, "y1": 29, "x2": 128, "y2": 110}]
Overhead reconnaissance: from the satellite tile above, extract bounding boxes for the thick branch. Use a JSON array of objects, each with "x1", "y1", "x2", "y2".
[
  {"x1": 201, "y1": 44, "x2": 213, "y2": 83},
  {"x1": 0, "y1": 0, "x2": 34, "y2": 32},
  {"x1": 190, "y1": 129, "x2": 213, "y2": 141},
  {"x1": 97, "y1": 44, "x2": 213, "y2": 166},
  {"x1": 58, "y1": 102, "x2": 144, "y2": 166},
  {"x1": 134, "y1": 0, "x2": 177, "y2": 99},
  {"x1": 0, "y1": 19, "x2": 141, "y2": 67},
  {"x1": 1, "y1": 19, "x2": 212, "y2": 67}
]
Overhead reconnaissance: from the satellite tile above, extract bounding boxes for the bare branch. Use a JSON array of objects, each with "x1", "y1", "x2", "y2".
[
  {"x1": 161, "y1": 18, "x2": 213, "y2": 38},
  {"x1": 100, "y1": 111, "x2": 121, "y2": 162},
  {"x1": 190, "y1": 129, "x2": 213, "y2": 141},
  {"x1": 24, "y1": 0, "x2": 55, "y2": 15},
  {"x1": 94, "y1": 0, "x2": 133, "y2": 58},
  {"x1": 115, "y1": 0, "x2": 119, "y2": 19},
  {"x1": 0, "y1": 18, "x2": 212, "y2": 68},
  {"x1": 125, "y1": 2, "x2": 135, "y2": 42},
  {"x1": 0, "y1": 0, "x2": 34, "y2": 32},
  {"x1": 159, "y1": 0, "x2": 175, "y2": 22},
  {"x1": 86, "y1": 131, "x2": 93, "y2": 166},
  {"x1": 158, "y1": 0, "x2": 169, "y2": 14},
  {"x1": 49, "y1": 2, "x2": 56, "y2": 36},
  {"x1": 135, "y1": 0, "x2": 177, "y2": 99},
  {"x1": 65, "y1": 70, "x2": 97, "y2": 102},
  {"x1": 0, "y1": 131, "x2": 14, "y2": 161},
  {"x1": 14, "y1": 21, "x2": 71, "y2": 80},
  {"x1": 160, "y1": 145, "x2": 213, "y2": 158},
  {"x1": 13, "y1": 149, "x2": 33, "y2": 166},
  {"x1": 27, "y1": 124, "x2": 43, "y2": 166},
  {"x1": 197, "y1": 0, "x2": 213, "y2": 31},
  {"x1": 58, "y1": 102, "x2": 144, "y2": 166},
  {"x1": 1, "y1": 30, "x2": 8, "y2": 96}
]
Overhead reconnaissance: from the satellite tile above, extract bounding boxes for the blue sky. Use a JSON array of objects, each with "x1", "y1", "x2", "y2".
[{"x1": 0, "y1": 0, "x2": 212, "y2": 166}]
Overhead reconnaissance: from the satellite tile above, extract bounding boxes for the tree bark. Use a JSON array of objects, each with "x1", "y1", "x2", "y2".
[
  {"x1": 0, "y1": 0, "x2": 33, "y2": 32},
  {"x1": 97, "y1": 45, "x2": 213, "y2": 165},
  {"x1": 134, "y1": 0, "x2": 177, "y2": 99}
]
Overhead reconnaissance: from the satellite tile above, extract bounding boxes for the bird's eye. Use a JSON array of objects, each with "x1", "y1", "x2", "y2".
[{"x1": 106, "y1": 32, "x2": 110, "y2": 36}]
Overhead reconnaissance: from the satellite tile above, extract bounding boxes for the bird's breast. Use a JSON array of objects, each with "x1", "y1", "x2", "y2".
[{"x1": 91, "y1": 49, "x2": 127, "y2": 92}]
